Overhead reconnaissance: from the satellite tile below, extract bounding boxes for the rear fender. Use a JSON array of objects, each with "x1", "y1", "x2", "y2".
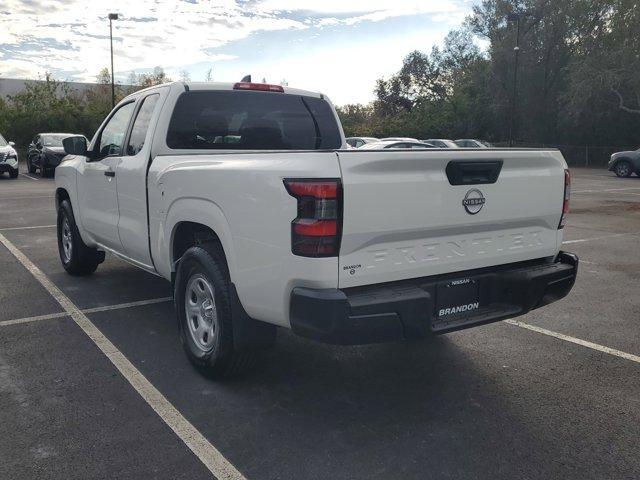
[{"x1": 162, "y1": 198, "x2": 237, "y2": 283}]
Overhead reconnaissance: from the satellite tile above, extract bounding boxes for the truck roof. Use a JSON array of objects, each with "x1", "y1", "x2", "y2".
[{"x1": 124, "y1": 81, "x2": 324, "y2": 101}]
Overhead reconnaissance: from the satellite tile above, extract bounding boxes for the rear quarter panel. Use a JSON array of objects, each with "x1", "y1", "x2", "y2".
[{"x1": 148, "y1": 151, "x2": 341, "y2": 327}]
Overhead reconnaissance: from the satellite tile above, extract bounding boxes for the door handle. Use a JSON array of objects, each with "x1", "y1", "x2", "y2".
[{"x1": 104, "y1": 170, "x2": 115, "y2": 177}]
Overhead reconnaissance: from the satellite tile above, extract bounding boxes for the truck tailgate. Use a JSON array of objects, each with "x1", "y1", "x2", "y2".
[{"x1": 337, "y1": 149, "x2": 566, "y2": 288}]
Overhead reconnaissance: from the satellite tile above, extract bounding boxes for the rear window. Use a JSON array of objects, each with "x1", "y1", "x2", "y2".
[{"x1": 166, "y1": 90, "x2": 341, "y2": 150}]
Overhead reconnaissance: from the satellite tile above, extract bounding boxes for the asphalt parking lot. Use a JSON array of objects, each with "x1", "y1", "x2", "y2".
[{"x1": 1, "y1": 165, "x2": 639, "y2": 480}]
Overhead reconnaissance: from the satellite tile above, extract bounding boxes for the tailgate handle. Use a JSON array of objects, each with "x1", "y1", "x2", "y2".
[{"x1": 445, "y1": 160, "x2": 503, "y2": 185}]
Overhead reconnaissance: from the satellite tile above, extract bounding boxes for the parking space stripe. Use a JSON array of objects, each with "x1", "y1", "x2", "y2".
[
  {"x1": 0, "y1": 311, "x2": 69, "y2": 327},
  {"x1": 573, "y1": 186, "x2": 640, "y2": 194},
  {"x1": 0, "y1": 233, "x2": 246, "y2": 480},
  {"x1": 83, "y1": 297, "x2": 173, "y2": 313},
  {"x1": 506, "y1": 320, "x2": 640, "y2": 365},
  {"x1": 19, "y1": 173, "x2": 39, "y2": 181},
  {"x1": 0, "y1": 297, "x2": 173, "y2": 328},
  {"x1": 0, "y1": 224, "x2": 56, "y2": 231},
  {"x1": 562, "y1": 231, "x2": 640, "y2": 245},
  {"x1": 2, "y1": 195, "x2": 55, "y2": 200}
]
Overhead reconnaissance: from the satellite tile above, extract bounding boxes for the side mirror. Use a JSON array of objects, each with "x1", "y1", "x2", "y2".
[
  {"x1": 8, "y1": 141, "x2": 15, "y2": 147},
  {"x1": 62, "y1": 136, "x2": 88, "y2": 156}
]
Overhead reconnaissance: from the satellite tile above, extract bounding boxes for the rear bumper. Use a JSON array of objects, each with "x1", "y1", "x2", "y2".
[{"x1": 290, "y1": 252, "x2": 578, "y2": 345}]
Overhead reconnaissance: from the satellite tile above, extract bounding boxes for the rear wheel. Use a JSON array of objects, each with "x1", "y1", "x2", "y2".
[
  {"x1": 57, "y1": 199, "x2": 104, "y2": 275},
  {"x1": 615, "y1": 161, "x2": 632, "y2": 178},
  {"x1": 174, "y1": 243, "x2": 258, "y2": 379}
]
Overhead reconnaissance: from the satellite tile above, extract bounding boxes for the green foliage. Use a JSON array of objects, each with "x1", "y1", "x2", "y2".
[
  {"x1": 128, "y1": 67, "x2": 172, "y2": 88},
  {"x1": 0, "y1": 68, "x2": 159, "y2": 149},
  {"x1": 339, "y1": 0, "x2": 640, "y2": 147}
]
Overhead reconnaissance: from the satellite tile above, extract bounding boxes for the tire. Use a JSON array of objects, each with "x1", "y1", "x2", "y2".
[
  {"x1": 27, "y1": 159, "x2": 36, "y2": 174},
  {"x1": 615, "y1": 161, "x2": 632, "y2": 178},
  {"x1": 57, "y1": 199, "x2": 104, "y2": 275},
  {"x1": 9, "y1": 169, "x2": 18, "y2": 179},
  {"x1": 40, "y1": 164, "x2": 47, "y2": 178},
  {"x1": 174, "y1": 243, "x2": 257, "y2": 379}
]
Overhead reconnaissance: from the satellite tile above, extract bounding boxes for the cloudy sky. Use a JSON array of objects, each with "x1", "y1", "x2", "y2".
[{"x1": 0, "y1": 0, "x2": 474, "y2": 105}]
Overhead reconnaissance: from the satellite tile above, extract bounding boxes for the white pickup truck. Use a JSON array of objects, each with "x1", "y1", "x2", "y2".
[{"x1": 55, "y1": 81, "x2": 578, "y2": 378}]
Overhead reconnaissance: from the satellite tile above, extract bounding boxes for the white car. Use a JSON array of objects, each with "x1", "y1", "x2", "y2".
[
  {"x1": 0, "y1": 133, "x2": 19, "y2": 179},
  {"x1": 381, "y1": 137, "x2": 420, "y2": 142},
  {"x1": 358, "y1": 140, "x2": 434, "y2": 149},
  {"x1": 345, "y1": 137, "x2": 378, "y2": 148},
  {"x1": 55, "y1": 81, "x2": 578, "y2": 378}
]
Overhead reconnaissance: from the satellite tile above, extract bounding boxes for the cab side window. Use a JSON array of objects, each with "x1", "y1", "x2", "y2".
[
  {"x1": 127, "y1": 94, "x2": 160, "y2": 156},
  {"x1": 97, "y1": 102, "x2": 135, "y2": 158}
]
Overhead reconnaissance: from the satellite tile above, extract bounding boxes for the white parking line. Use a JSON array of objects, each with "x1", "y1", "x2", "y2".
[
  {"x1": 506, "y1": 320, "x2": 640, "y2": 365},
  {"x1": 0, "y1": 233, "x2": 246, "y2": 480},
  {"x1": 0, "y1": 224, "x2": 56, "y2": 231},
  {"x1": 573, "y1": 187, "x2": 640, "y2": 194},
  {"x1": 562, "y1": 231, "x2": 640, "y2": 244},
  {"x1": 19, "y1": 173, "x2": 39, "y2": 181},
  {"x1": 2, "y1": 195, "x2": 54, "y2": 200},
  {"x1": 84, "y1": 297, "x2": 173, "y2": 313},
  {"x1": 0, "y1": 297, "x2": 173, "y2": 328},
  {"x1": 0, "y1": 311, "x2": 68, "y2": 327}
]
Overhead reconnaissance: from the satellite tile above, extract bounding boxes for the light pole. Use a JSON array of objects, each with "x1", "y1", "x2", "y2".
[
  {"x1": 507, "y1": 12, "x2": 520, "y2": 147},
  {"x1": 108, "y1": 13, "x2": 119, "y2": 108}
]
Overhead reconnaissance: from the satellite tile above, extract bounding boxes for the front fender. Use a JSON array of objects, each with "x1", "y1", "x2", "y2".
[{"x1": 54, "y1": 164, "x2": 93, "y2": 246}]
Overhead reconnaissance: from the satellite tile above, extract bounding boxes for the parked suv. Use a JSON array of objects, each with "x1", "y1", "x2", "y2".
[
  {"x1": 0, "y1": 133, "x2": 19, "y2": 179},
  {"x1": 608, "y1": 148, "x2": 640, "y2": 177},
  {"x1": 28, "y1": 133, "x2": 84, "y2": 177}
]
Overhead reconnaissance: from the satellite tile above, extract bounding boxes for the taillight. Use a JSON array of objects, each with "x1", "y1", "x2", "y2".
[
  {"x1": 284, "y1": 179, "x2": 342, "y2": 257},
  {"x1": 559, "y1": 169, "x2": 570, "y2": 229},
  {"x1": 233, "y1": 82, "x2": 284, "y2": 93}
]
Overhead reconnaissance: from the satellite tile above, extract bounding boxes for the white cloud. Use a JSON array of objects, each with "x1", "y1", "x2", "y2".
[
  {"x1": 0, "y1": 0, "x2": 309, "y2": 81},
  {"x1": 0, "y1": 0, "x2": 470, "y2": 102}
]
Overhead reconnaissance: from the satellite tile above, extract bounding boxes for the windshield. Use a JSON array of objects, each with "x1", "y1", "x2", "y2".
[
  {"x1": 42, "y1": 135, "x2": 69, "y2": 147},
  {"x1": 0, "y1": 134, "x2": 7, "y2": 146},
  {"x1": 166, "y1": 90, "x2": 342, "y2": 150}
]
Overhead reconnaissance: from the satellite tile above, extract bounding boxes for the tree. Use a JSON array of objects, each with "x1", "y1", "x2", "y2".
[
  {"x1": 341, "y1": 0, "x2": 640, "y2": 147},
  {"x1": 132, "y1": 67, "x2": 171, "y2": 88},
  {"x1": 565, "y1": 1, "x2": 640, "y2": 116}
]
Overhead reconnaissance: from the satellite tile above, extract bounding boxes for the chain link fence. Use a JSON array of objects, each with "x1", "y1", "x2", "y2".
[{"x1": 493, "y1": 142, "x2": 637, "y2": 167}]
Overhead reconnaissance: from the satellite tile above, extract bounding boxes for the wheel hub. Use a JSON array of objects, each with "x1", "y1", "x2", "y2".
[
  {"x1": 61, "y1": 217, "x2": 73, "y2": 263},
  {"x1": 185, "y1": 274, "x2": 219, "y2": 353}
]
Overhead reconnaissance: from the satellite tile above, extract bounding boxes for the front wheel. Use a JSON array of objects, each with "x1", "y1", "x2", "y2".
[
  {"x1": 27, "y1": 159, "x2": 36, "y2": 174},
  {"x1": 9, "y1": 169, "x2": 18, "y2": 179},
  {"x1": 615, "y1": 161, "x2": 632, "y2": 178},
  {"x1": 57, "y1": 200, "x2": 104, "y2": 275},
  {"x1": 174, "y1": 243, "x2": 258, "y2": 379}
]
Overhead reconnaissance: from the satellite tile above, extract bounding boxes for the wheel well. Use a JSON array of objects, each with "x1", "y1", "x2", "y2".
[
  {"x1": 55, "y1": 188, "x2": 70, "y2": 209},
  {"x1": 172, "y1": 222, "x2": 224, "y2": 267}
]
